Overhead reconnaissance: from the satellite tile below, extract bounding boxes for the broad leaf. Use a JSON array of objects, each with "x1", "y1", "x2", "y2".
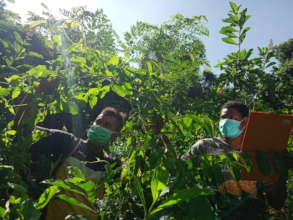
[
  {"x1": 57, "y1": 194, "x2": 95, "y2": 213},
  {"x1": 108, "y1": 55, "x2": 119, "y2": 66},
  {"x1": 221, "y1": 37, "x2": 238, "y2": 45},
  {"x1": 229, "y1": 1, "x2": 239, "y2": 14},
  {"x1": 30, "y1": 20, "x2": 46, "y2": 29},
  {"x1": 28, "y1": 51, "x2": 44, "y2": 59},
  {"x1": 35, "y1": 186, "x2": 59, "y2": 209},
  {"x1": 151, "y1": 166, "x2": 168, "y2": 202},
  {"x1": 150, "y1": 187, "x2": 213, "y2": 215}
]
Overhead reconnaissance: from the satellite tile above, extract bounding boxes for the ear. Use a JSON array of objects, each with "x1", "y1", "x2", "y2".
[
  {"x1": 111, "y1": 131, "x2": 121, "y2": 140},
  {"x1": 240, "y1": 117, "x2": 248, "y2": 130},
  {"x1": 119, "y1": 112, "x2": 128, "y2": 121}
]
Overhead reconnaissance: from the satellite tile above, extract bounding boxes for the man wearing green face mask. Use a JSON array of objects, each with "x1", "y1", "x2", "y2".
[
  {"x1": 181, "y1": 101, "x2": 289, "y2": 219},
  {"x1": 30, "y1": 107, "x2": 125, "y2": 220}
]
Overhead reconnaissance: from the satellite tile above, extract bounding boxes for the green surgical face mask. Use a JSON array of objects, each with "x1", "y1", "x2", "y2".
[
  {"x1": 87, "y1": 126, "x2": 112, "y2": 146},
  {"x1": 219, "y1": 119, "x2": 242, "y2": 138}
]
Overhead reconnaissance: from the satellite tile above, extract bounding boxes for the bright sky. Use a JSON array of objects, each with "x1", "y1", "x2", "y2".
[{"x1": 6, "y1": 0, "x2": 293, "y2": 72}]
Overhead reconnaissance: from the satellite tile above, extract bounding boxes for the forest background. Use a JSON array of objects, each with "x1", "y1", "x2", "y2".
[{"x1": 0, "y1": 0, "x2": 292, "y2": 219}]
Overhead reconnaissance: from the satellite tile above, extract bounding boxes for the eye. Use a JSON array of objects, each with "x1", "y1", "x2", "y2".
[
  {"x1": 95, "y1": 119, "x2": 102, "y2": 125},
  {"x1": 104, "y1": 122, "x2": 110, "y2": 128}
]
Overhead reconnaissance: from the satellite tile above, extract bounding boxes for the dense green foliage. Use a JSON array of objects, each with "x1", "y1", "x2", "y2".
[{"x1": 0, "y1": 1, "x2": 292, "y2": 219}]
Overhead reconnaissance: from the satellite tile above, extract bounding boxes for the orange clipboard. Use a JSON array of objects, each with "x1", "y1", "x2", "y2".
[
  {"x1": 240, "y1": 112, "x2": 293, "y2": 182},
  {"x1": 241, "y1": 112, "x2": 293, "y2": 152}
]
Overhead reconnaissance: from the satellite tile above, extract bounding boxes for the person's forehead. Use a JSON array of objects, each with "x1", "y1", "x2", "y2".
[
  {"x1": 220, "y1": 107, "x2": 242, "y2": 117},
  {"x1": 97, "y1": 114, "x2": 118, "y2": 123}
]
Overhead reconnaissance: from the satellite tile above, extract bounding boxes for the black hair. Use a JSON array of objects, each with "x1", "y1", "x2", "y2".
[
  {"x1": 221, "y1": 101, "x2": 249, "y2": 118},
  {"x1": 98, "y1": 107, "x2": 124, "y2": 131}
]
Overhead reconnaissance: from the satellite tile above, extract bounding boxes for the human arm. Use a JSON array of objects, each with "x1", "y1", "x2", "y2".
[
  {"x1": 30, "y1": 128, "x2": 79, "y2": 162},
  {"x1": 181, "y1": 140, "x2": 204, "y2": 160}
]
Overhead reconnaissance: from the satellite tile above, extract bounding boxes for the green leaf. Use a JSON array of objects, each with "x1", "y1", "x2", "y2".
[
  {"x1": 221, "y1": 37, "x2": 238, "y2": 45},
  {"x1": 150, "y1": 187, "x2": 213, "y2": 215},
  {"x1": 5, "y1": 75, "x2": 21, "y2": 83},
  {"x1": 124, "y1": 82, "x2": 133, "y2": 90},
  {"x1": 41, "y1": 3, "x2": 49, "y2": 10},
  {"x1": 65, "y1": 19, "x2": 80, "y2": 29},
  {"x1": 67, "y1": 102, "x2": 79, "y2": 115},
  {"x1": 12, "y1": 87, "x2": 21, "y2": 99},
  {"x1": 0, "y1": 87, "x2": 11, "y2": 97},
  {"x1": 71, "y1": 56, "x2": 86, "y2": 64},
  {"x1": 65, "y1": 214, "x2": 89, "y2": 220},
  {"x1": 108, "y1": 55, "x2": 119, "y2": 66},
  {"x1": 185, "y1": 197, "x2": 215, "y2": 220},
  {"x1": 30, "y1": 20, "x2": 46, "y2": 28},
  {"x1": 229, "y1": 1, "x2": 239, "y2": 14},
  {"x1": 112, "y1": 85, "x2": 127, "y2": 97},
  {"x1": 35, "y1": 186, "x2": 60, "y2": 209},
  {"x1": 8, "y1": 182, "x2": 27, "y2": 195},
  {"x1": 239, "y1": 32, "x2": 246, "y2": 44},
  {"x1": 53, "y1": 35, "x2": 62, "y2": 47},
  {"x1": 75, "y1": 181, "x2": 96, "y2": 203},
  {"x1": 68, "y1": 167, "x2": 86, "y2": 179},
  {"x1": 220, "y1": 26, "x2": 237, "y2": 35},
  {"x1": 105, "y1": 70, "x2": 113, "y2": 77},
  {"x1": 222, "y1": 17, "x2": 235, "y2": 24},
  {"x1": 226, "y1": 153, "x2": 241, "y2": 180},
  {"x1": 74, "y1": 92, "x2": 88, "y2": 102},
  {"x1": 0, "y1": 165, "x2": 14, "y2": 170},
  {"x1": 256, "y1": 152, "x2": 272, "y2": 177},
  {"x1": 14, "y1": 31, "x2": 22, "y2": 43},
  {"x1": 22, "y1": 199, "x2": 41, "y2": 220},
  {"x1": 8, "y1": 106, "x2": 15, "y2": 115},
  {"x1": 0, "y1": 39, "x2": 9, "y2": 48},
  {"x1": 266, "y1": 62, "x2": 276, "y2": 68},
  {"x1": 28, "y1": 51, "x2": 44, "y2": 59},
  {"x1": 183, "y1": 116, "x2": 193, "y2": 128},
  {"x1": 27, "y1": 65, "x2": 49, "y2": 78},
  {"x1": 133, "y1": 175, "x2": 146, "y2": 212},
  {"x1": 271, "y1": 153, "x2": 288, "y2": 178},
  {"x1": 239, "y1": 9, "x2": 251, "y2": 28},
  {"x1": 239, "y1": 27, "x2": 251, "y2": 43},
  {"x1": 57, "y1": 194, "x2": 95, "y2": 213},
  {"x1": 147, "y1": 62, "x2": 153, "y2": 73},
  {"x1": 238, "y1": 152, "x2": 253, "y2": 173},
  {"x1": 151, "y1": 166, "x2": 168, "y2": 202},
  {"x1": 89, "y1": 96, "x2": 98, "y2": 109},
  {"x1": 43, "y1": 180, "x2": 85, "y2": 195},
  {"x1": 0, "y1": 207, "x2": 6, "y2": 218},
  {"x1": 5, "y1": 130, "x2": 16, "y2": 136}
]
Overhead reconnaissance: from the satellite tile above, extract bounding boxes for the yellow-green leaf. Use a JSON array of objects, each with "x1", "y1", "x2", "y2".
[
  {"x1": 30, "y1": 20, "x2": 46, "y2": 29},
  {"x1": 222, "y1": 37, "x2": 238, "y2": 45}
]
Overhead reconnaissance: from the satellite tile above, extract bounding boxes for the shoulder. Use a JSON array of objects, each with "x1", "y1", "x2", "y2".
[
  {"x1": 192, "y1": 137, "x2": 224, "y2": 150},
  {"x1": 31, "y1": 129, "x2": 76, "y2": 147},
  {"x1": 181, "y1": 137, "x2": 232, "y2": 160},
  {"x1": 30, "y1": 128, "x2": 83, "y2": 158}
]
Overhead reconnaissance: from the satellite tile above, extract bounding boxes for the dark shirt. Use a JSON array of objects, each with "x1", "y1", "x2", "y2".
[{"x1": 30, "y1": 128, "x2": 118, "y2": 180}]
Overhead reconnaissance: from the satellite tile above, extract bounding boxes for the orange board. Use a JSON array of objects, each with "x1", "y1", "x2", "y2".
[
  {"x1": 241, "y1": 112, "x2": 293, "y2": 152},
  {"x1": 240, "y1": 112, "x2": 293, "y2": 182}
]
